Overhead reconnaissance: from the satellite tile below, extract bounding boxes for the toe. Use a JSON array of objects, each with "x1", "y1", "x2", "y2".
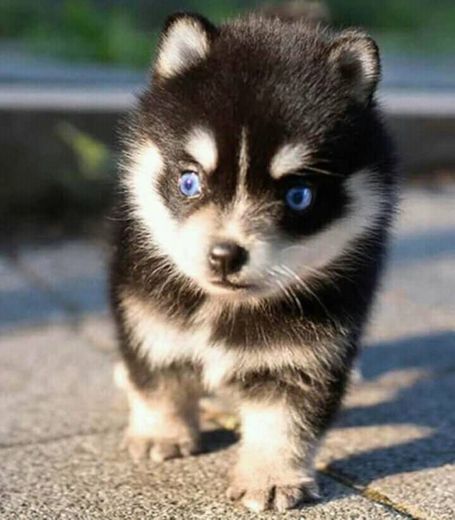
[
  {"x1": 179, "y1": 438, "x2": 200, "y2": 457},
  {"x1": 241, "y1": 488, "x2": 273, "y2": 513},
  {"x1": 149, "y1": 441, "x2": 180, "y2": 462},
  {"x1": 274, "y1": 483, "x2": 320, "y2": 511},
  {"x1": 274, "y1": 485, "x2": 304, "y2": 511},
  {"x1": 122, "y1": 435, "x2": 152, "y2": 463},
  {"x1": 226, "y1": 485, "x2": 245, "y2": 501},
  {"x1": 149, "y1": 437, "x2": 199, "y2": 462},
  {"x1": 228, "y1": 480, "x2": 320, "y2": 512}
]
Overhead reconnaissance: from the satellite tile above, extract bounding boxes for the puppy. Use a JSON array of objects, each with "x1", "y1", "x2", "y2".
[{"x1": 110, "y1": 12, "x2": 397, "y2": 512}]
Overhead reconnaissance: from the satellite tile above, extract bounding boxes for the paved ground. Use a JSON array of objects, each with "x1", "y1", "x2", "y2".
[{"x1": 1, "y1": 184, "x2": 454, "y2": 519}]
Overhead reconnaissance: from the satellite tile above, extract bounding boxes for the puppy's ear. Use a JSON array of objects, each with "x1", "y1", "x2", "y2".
[
  {"x1": 329, "y1": 30, "x2": 380, "y2": 104},
  {"x1": 154, "y1": 12, "x2": 218, "y2": 80}
]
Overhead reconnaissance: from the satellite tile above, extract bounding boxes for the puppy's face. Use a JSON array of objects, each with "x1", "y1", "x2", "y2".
[{"x1": 126, "y1": 14, "x2": 388, "y2": 300}]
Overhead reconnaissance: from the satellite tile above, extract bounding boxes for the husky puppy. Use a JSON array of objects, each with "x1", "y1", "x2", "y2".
[{"x1": 110, "y1": 12, "x2": 396, "y2": 512}]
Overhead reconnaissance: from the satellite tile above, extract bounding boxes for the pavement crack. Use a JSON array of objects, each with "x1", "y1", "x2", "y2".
[
  {"x1": 319, "y1": 465, "x2": 421, "y2": 519},
  {"x1": 0, "y1": 426, "x2": 124, "y2": 452}
]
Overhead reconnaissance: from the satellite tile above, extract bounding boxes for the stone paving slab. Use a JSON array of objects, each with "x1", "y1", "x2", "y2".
[
  {"x1": 78, "y1": 311, "x2": 117, "y2": 353},
  {"x1": 0, "y1": 431, "x2": 408, "y2": 520},
  {"x1": 387, "y1": 256, "x2": 455, "y2": 314},
  {"x1": 0, "y1": 257, "x2": 66, "y2": 330},
  {"x1": 16, "y1": 239, "x2": 108, "y2": 315},
  {"x1": 1, "y1": 318, "x2": 453, "y2": 517},
  {"x1": 366, "y1": 291, "x2": 453, "y2": 344},
  {"x1": 394, "y1": 187, "x2": 455, "y2": 234},
  {"x1": 390, "y1": 226, "x2": 455, "y2": 267},
  {"x1": 319, "y1": 372, "x2": 455, "y2": 519},
  {"x1": 362, "y1": 331, "x2": 455, "y2": 381},
  {"x1": 365, "y1": 186, "x2": 455, "y2": 342},
  {"x1": 1, "y1": 185, "x2": 454, "y2": 518},
  {"x1": 0, "y1": 324, "x2": 124, "y2": 447}
]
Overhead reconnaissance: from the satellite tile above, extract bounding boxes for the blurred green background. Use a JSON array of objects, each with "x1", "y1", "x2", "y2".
[
  {"x1": 1, "y1": 0, "x2": 454, "y2": 68},
  {"x1": 1, "y1": 0, "x2": 454, "y2": 230}
]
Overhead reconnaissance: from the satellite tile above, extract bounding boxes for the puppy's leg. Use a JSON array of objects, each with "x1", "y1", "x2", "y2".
[
  {"x1": 116, "y1": 362, "x2": 201, "y2": 462},
  {"x1": 227, "y1": 372, "x2": 345, "y2": 512}
]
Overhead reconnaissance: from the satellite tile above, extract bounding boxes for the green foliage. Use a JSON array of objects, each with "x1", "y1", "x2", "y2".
[
  {"x1": 327, "y1": 0, "x2": 455, "y2": 31},
  {"x1": 327, "y1": 0, "x2": 455, "y2": 53},
  {"x1": 0, "y1": 0, "x2": 156, "y2": 67},
  {"x1": 0, "y1": 0, "x2": 42, "y2": 38},
  {"x1": 54, "y1": 122, "x2": 115, "y2": 214},
  {"x1": 57, "y1": 122, "x2": 112, "y2": 180},
  {"x1": 187, "y1": 0, "x2": 253, "y2": 21},
  {"x1": 0, "y1": 0, "x2": 454, "y2": 66}
]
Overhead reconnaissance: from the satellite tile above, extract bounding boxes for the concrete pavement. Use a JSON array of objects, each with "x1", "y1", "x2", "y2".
[{"x1": 1, "y1": 184, "x2": 454, "y2": 519}]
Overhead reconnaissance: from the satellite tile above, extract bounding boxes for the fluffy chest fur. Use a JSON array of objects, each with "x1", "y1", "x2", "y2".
[
  {"x1": 109, "y1": 12, "x2": 398, "y2": 513},
  {"x1": 119, "y1": 290, "x2": 353, "y2": 390}
]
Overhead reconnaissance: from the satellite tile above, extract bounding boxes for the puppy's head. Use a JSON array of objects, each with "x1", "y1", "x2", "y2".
[{"x1": 125, "y1": 14, "x2": 391, "y2": 301}]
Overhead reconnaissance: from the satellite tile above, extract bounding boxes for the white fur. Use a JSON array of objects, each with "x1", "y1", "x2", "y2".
[
  {"x1": 232, "y1": 400, "x2": 317, "y2": 511},
  {"x1": 220, "y1": 197, "x2": 271, "y2": 282},
  {"x1": 216, "y1": 169, "x2": 387, "y2": 297},
  {"x1": 121, "y1": 293, "x2": 347, "y2": 391},
  {"x1": 116, "y1": 361, "x2": 172, "y2": 438},
  {"x1": 331, "y1": 33, "x2": 378, "y2": 101},
  {"x1": 120, "y1": 361, "x2": 199, "y2": 457},
  {"x1": 241, "y1": 401, "x2": 292, "y2": 454},
  {"x1": 126, "y1": 142, "x2": 267, "y2": 295},
  {"x1": 125, "y1": 143, "x2": 215, "y2": 288},
  {"x1": 156, "y1": 18, "x2": 210, "y2": 79},
  {"x1": 345, "y1": 45, "x2": 378, "y2": 99},
  {"x1": 127, "y1": 142, "x2": 386, "y2": 303},
  {"x1": 274, "y1": 169, "x2": 386, "y2": 275},
  {"x1": 122, "y1": 293, "x2": 211, "y2": 367},
  {"x1": 185, "y1": 127, "x2": 218, "y2": 172},
  {"x1": 270, "y1": 142, "x2": 312, "y2": 179},
  {"x1": 239, "y1": 401, "x2": 317, "y2": 474},
  {"x1": 113, "y1": 361, "x2": 129, "y2": 390},
  {"x1": 122, "y1": 293, "x2": 231, "y2": 389},
  {"x1": 170, "y1": 205, "x2": 220, "y2": 287},
  {"x1": 125, "y1": 142, "x2": 178, "y2": 257},
  {"x1": 127, "y1": 387, "x2": 170, "y2": 439},
  {"x1": 122, "y1": 293, "x2": 230, "y2": 389},
  {"x1": 237, "y1": 127, "x2": 249, "y2": 194},
  {"x1": 357, "y1": 46, "x2": 378, "y2": 84}
]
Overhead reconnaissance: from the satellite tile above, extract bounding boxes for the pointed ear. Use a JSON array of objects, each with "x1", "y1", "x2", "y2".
[
  {"x1": 154, "y1": 13, "x2": 218, "y2": 80},
  {"x1": 329, "y1": 30, "x2": 380, "y2": 104}
]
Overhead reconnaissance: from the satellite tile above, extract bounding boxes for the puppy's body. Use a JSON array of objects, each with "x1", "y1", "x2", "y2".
[{"x1": 110, "y1": 13, "x2": 397, "y2": 512}]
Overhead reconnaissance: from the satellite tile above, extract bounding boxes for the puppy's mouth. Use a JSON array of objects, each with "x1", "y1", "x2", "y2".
[{"x1": 210, "y1": 279, "x2": 257, "y2": 292}]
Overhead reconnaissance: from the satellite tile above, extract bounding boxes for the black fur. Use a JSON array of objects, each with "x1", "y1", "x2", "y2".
[{"x1": 109, "y1": 12, "x2": 397, "y2": 510}]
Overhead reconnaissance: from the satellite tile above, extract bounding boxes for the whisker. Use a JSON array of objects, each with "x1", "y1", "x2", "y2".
[
  {"x1": 270, "y1": 267, "x2": 305, "y2": 316},
  {"x1": 279, "y1": 244, "x2": 356, "y2": 288},
  {"x1": 278, "y1": 264, "x2": 334, "y2": 320},
  {"x1": 303, "y1": 165, "x2": 344, "y2": 178},
  {"x1": 268, "y1": 268, "x2": 304, "y2": 316}
]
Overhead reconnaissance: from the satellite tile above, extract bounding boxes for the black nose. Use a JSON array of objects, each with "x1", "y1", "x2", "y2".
[{"x1": 209, "y1": 242, "x2": 248, "y2": 276}]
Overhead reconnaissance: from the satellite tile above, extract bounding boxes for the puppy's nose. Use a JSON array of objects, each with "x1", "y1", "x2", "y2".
[{"x1": 208, "y1": 242, "x2": 248, "y2": 276}]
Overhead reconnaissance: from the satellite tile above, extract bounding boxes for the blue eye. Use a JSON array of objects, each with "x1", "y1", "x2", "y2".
[
  {"x1": 285, "y1": 185, "x2": 313, "y2": 211},
  {"x1": 179, "y1": 171, "x2": 201, "y2": 198}
]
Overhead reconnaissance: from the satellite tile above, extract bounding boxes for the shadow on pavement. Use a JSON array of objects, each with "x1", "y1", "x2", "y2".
[
  {"x1": 200, "y1": 428, "x2": 238, "y2": 454},
  {"x1": 362, "y1": 331, "x2": 455, "y2": 379},
  {"x1": 391, "y1": 228, "x2": 455, "y2": 265},
  {"x1": 331, "y1": 331, "x2": 455, "y2": 484}
]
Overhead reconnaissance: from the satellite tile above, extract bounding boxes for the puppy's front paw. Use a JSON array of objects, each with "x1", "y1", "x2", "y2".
[
  {"x1": 122, "y1": 432, "x2": 200, "y2": 463},
  {"x1": 227, "y1": 477, "x2": 319, "y2": 512}
]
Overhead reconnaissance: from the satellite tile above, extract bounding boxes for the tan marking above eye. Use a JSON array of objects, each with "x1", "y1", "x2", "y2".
[
  {"x1": 184, "y1": 127, "x2": 218, "y2": 173},
  {"x1": 270, "y1": 143, "x2": 312, "y2": 179}
]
